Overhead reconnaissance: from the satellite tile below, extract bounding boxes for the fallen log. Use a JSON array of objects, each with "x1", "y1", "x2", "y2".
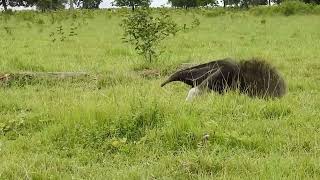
[
  {"x1": 13, "y1": 72, "x2": 89, "y2": 77},
  {"x1": 0, "y1": 72, "x2": 92, "y2": 86}
]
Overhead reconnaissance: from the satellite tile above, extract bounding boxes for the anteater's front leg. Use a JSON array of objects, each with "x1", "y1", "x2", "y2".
[{"x1": 185, "y1": 68, "x2": 222, "y2": 101}]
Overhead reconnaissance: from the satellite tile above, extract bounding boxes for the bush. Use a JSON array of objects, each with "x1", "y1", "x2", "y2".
[
  {"x1": 121, "y1": 9, "x2": 178, "y2": 63},
  {"x1": 313, "y1": 5, "x2": 320, "y2": 13},
  {"x1": 280, "y1": 0, "x2": 312, "y2": 16},
  {"x1": 250, "y1": 1, "x2": 320, "y2": 16}
]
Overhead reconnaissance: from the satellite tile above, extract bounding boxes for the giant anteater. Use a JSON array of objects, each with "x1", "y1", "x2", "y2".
[{"x1": 161, "y1": 58, "x2": 287, "y2": 101}]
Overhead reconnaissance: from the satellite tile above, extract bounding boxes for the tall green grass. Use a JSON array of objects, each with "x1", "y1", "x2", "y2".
[{"x1": 0, "y1": 9, "x2": 320, "y2": 179}]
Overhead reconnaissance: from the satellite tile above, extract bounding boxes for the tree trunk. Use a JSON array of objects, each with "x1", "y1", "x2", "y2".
[
  {"x1": 223, "y1": 0, "x2": 226, "y2": 8},
  {"x1": 69, "y1": 0, "x2": 74, "y2": 9},
  {"x1": 268, "y1": 0, "x2": 271, "y2": 5},
  {"x1": 242, "y1": 0, "x2": 249, "y2": 9},
  {"x1": 2, "y1": 0, "x2": 7, "y2": 11},
  {"x1": 131, "y1": 5, "x2": 135, "y2": 11}
]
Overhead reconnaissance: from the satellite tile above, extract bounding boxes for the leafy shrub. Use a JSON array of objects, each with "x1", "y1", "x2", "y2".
[
  {"x1": 250, "y1": 1, "x2": 320, "y2": 16},
  {"x1": 49, "y1": 23, "x2": 80, "y2": 43},
  {"x1": 191, "y1": 15, "x2": 200, "y2": 28},
  {"x1": 313, "y1": 5, "x2": 320, "y2": 13},
  {"x1": 281, "y1": 0, "x2": 312, "y2": 16},
  {"x1": 121, "y1": 9, "x2": 178, "y2": 63}
]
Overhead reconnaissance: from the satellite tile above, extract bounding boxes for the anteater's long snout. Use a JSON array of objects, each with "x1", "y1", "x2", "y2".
[
  {"x1": 161, "y1": 79, "x2": 171, "y2": 87},
  {"x1": 161, "y1": 71, "x2": 184, "y2": 87},
  {"x1": 161, "y1": 73, "x2": 178, "y2": 87}
]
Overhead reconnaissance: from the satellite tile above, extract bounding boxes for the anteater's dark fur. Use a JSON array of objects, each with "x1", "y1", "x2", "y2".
[{"x1": 161, "y1": 58, "x2": 287, "y2": 99}]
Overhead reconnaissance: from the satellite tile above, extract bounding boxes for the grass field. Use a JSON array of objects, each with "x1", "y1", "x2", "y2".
[{"x1": 1, "y1": 9, "x2": 320, "y2": 179}]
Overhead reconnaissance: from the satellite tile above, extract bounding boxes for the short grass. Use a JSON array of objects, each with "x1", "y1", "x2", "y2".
[{"x1": 0, "y1": 9, "x2": 320, "y2": 179}]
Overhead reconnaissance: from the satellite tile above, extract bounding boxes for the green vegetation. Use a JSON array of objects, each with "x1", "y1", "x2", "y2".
[
  {"x1": 113, "y1": 0, "x2": 151, "y2": 11},
  {"x1": 1, "y1": 8, "x2": 320, "y2": 179},
  {"x1": 121, "y1": 9, "x2": 178, "y2": 63},
  {"x1": 250, "y1": 0, "x2": 320, "y2": 16}
]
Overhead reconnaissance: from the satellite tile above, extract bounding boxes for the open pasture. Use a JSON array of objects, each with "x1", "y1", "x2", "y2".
[{"x1": 0, "y1": 9, "x2": 320, "y2": 179}]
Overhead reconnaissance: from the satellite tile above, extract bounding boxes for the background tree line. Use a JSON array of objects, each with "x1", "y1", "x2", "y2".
[
  {"x1": 169, "y1": 0, "x2": 319, "y2": 8},
  {"x1": 1, "y1": 0, "x2": 319, "y2": 12}
]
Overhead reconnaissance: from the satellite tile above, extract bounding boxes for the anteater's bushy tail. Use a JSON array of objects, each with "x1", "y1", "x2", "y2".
[{"x1": 239, "y1": 58, "x2": 287, "y2": 98}]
